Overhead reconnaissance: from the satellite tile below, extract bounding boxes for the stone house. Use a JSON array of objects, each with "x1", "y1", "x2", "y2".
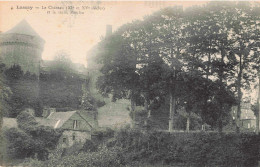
[
  {"x1": 3, "y1": 109, "x2": 97, "y2": 148},
  {"x1": 232, "y1": 102, "x2": 256, "y2": 130},
  {"x1": 36, "y1": 109, "x2": 97, "y2": 148}
]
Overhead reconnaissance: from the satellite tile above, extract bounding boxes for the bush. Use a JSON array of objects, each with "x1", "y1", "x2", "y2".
[
  {"x1": 113, "y1": 129, "x2": 260, "y2": 167},
  {"x1": 23, "y1": 147, "x2": 124, "y2": 167},
  {"x1": 4, "y1": 112, "x2": 62, "y2": 161},
  {"x1": 4, "y1": 128, "x2": 35, "y2": 159},
  {"x1": 82, "y1": 139, "x2": 98, "y2": 152},
  {"x1": 91, "y1": 128, "x2": 115, "y2": 145}
]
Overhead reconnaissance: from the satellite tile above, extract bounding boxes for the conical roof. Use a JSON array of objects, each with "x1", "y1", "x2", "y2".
[{"x1": 5, "y1": 20, "x2": 41, "y2": 38}]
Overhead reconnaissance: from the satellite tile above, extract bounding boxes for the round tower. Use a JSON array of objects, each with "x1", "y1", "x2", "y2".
[{"x1": 0, "y1": 20, "x2": 45, "y2": 76}]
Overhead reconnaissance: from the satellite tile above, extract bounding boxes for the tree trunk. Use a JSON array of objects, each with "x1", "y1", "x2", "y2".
[
  {"x1": 144, "y1": 95, "x2": 149, "y2": 127},
  {"x1": 256, "y1": 71, "x2": 260, "y2": 135},
  {"x1": 236, "y1": 54, "x2": 242, "y2": 134},
  {"x1": 169, "y1": 89, "x2": 173, "y2": 132},
  {"x1": 131, "y1": 95, "x2": 136, "y2": 128},
  {"x1": 218, "y1": 48, "x2": 225, "y2": 133},
  {"x1": 186, "y1": 114, "x2": 190, "y2": 132},
  {"x1": 169, "y1": 78, "x2": 176, "y2": 132}
]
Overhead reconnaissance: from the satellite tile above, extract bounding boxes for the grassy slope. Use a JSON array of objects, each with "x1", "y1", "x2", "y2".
[{"x1": 97, "y1": 98, "x2": 132, "y2": 129}]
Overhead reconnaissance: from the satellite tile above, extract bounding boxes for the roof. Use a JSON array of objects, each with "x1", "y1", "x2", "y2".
[
  {"x1": 4, "y1": 20, "x2": 41, "y2": 38},
  {"x1": 3, "y1": 110, "x2": 95, "y2": 130},
  {"x1": 46, "y1": 111, "x2": 77, "y2": 128},
  {"x1": 35, "y1": 117, "x2": 58, "y2": 128},
  {"x1": 3, "y1": 117, "x2": 18, "y2": 128},
  {"x1": 77, "y1": 110, "x2": 96, "y2": 128}
]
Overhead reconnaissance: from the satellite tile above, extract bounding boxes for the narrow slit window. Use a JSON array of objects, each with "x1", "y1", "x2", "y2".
[{"x1": 73, "y1": 120, "x2": 78, "y2": 129}]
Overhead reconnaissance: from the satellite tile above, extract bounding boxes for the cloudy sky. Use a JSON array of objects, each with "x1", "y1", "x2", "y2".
[{"x1": 0, "y1": 1, "x2": 206, "y2": 66}]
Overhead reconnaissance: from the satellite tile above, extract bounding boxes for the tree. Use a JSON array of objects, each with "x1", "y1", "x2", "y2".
[
  {"x1": 0, "y1": 64, "x2": 12, "y2": 118},
  {"x1": 0, "y1": 63, "x2": 12, "y2": 165},
  {"x1": 4, "y1": 111, "x2": 63, "y2": 160},
  {"x1": 4, "y1": 128, "x2": 35, "y2": 159},
  {"x1": 250, "y1": 3, "x2": 260, "y2": 134}
]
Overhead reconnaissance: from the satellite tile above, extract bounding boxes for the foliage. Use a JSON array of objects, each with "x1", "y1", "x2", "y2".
[
  {"x1": 22, "y1": 147, "x2": 124, "y2": 167},
  {"x1": 4, "y1": 65, "x2": 41, "y2": 117},
  {"x1": 0, "y1": 64, "x2": 12, "y2": 118},
  {"x1": 39, "y1": 72, "x2": 84, "y2": 109},
  {"x1": 252, "y1": 102, "x2": 259, "y2": 117},
  {"x1": 91, "y1": 128, "x2": 115, "y2": 144},
  {"x1": 82, "y1": 139, "x2": 98, "y2": 152},
  {"x1": 4, "y1": 128, "x2": 35, "y2": 159},
  {"x1": 94, "y1": 2, "x2": 260, "y2": 131},
  {"x1": 17, "y1": 111, "x2": 38, "y2": 131},
  {"x1": 4, "y1": 112, "x2": 62, "y2": 161},
  {"x1": 112, "y1": 129, "x2": 260, "y2": 167},
  {"x1": 18, "y1": 128, "x2": 260, "y2": 167}
]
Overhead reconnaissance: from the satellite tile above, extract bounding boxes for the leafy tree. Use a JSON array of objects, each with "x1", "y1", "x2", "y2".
[
  {"x1": 4, "y1": 65, "x2": 41, "y2": 117},
  {"x1": 0, "y1": 64, "x2": 12, "y2": 117},
  {"x1": 4, "y1": 128, "x2": 35, "y2": 159},
  {"x1": 17, "y1": 111, "x2": 38, "y2": 132},
  {"x1": 4, "y1": 111, "x2": 62, "y2": 160},
  {"x1": 250, "y1": 4, "x2": 260, "y2": 134},
  {"x1": 0, "y1": 63, "x2": 12, "y2": 165}
]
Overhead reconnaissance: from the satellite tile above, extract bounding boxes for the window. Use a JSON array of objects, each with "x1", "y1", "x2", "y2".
[
  {"x1": 73, "y1": 135, "x2": 75, "y2": 140},
  {"x1": 73, "y1": 120, "x2": 81, "y2": 129},
  {"x1": 248, "y1": 123, "x2": 250, "y2": 128},
  {"x1": 63, "y1": 138, "x2": 67, "y2": 143}
]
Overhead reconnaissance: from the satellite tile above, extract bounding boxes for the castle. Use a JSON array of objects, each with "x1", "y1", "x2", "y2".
[
  {"x1": 0, "y1": 20, "x2": 45, "y2": 76},
  {"x1": 0, "y1": 20, "x2": 87, "y2": 77},
  {"x1": 0, "y1": 20, "x2": 89, "y2": 113}
]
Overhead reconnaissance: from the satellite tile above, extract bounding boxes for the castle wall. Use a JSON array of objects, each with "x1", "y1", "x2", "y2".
[{"x1": 0, "y1": 33, "x2": 44, "y2": 76}]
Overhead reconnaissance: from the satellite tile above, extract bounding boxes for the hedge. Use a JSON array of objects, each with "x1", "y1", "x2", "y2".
[{"x1": 111, "y1": 129, "x2": 260, "y2": 167}]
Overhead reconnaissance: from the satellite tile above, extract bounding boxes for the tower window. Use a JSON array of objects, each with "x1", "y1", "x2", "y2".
[{"x1": 73, "y1": 135, "x2": 76, "y2": 140}]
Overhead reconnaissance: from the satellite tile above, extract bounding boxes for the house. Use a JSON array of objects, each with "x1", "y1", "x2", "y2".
[
  {"x1": 232, "y1": 102, "x2": 256, "y2": 130},
  {"x1": 3, "y1": 109, "x2": 97, "y2": 148},
  {"x1": 37, "y1": 110, "x2": 97, "y2": 148}
]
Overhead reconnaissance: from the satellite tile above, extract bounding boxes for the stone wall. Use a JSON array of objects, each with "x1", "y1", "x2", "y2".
[
  {"x1": 59, "y1": 130, "x2": 91, "y2": 148},
  {"x1": 0, "y1": 33, "x2": 44, "y2": 76}
]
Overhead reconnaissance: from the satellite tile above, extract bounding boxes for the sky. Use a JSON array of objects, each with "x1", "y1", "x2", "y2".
[{"x1": 0, "y1": 1, "x2": 207, "y2": 66}]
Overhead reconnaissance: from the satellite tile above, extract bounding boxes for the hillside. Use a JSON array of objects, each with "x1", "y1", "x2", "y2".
[{"x1": 97, "y1": 98, "x2": 131, "y2": 129}]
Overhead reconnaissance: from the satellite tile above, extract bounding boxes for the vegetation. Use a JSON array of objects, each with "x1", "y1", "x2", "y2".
[
  {"x1": 95, "y1": 2, "x2": 260, "y2": 133},
  {"x1": 1, "y1": 1, "x2": 260, "y2": 166},
  {"x1": 20, "y1": 128, "x2": 260, "y2": 167},
  {"x1": 4, "y1": 65, "x2": 40, "y2": 117},
  {"x1": 3, "y1": 111, "x2": 62, "y2": 163}
]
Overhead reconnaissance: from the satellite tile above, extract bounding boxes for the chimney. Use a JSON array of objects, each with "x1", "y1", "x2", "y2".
[
  {"x1": 42, "y1": 108, "x2": 56, "y2": 118},
  {"x1": 106, "y1": 25, "x2": 112, "y2": 37}
]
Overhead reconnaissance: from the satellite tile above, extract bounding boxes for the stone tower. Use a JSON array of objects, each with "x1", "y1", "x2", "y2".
[{"x1": 0, "y1": 20, "x2": 45, "y2": 76}]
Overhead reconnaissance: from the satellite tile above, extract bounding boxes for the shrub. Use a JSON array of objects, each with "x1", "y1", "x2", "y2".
[
  {"x1": 82, "y1": 139, "x2": 98, "y2": 152},
  {"x1": 4, "y1": 128, "x2": 35, "y2": 159},
  {"x1": 28, "y1": 147, "x2": 124, "y2": 167},
  {"x1": 113, "y1": 129, "x2": 260, "y2": 167}
]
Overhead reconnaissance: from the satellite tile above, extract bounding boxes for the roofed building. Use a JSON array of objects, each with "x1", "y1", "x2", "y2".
[
  {"x1": 232, "y1": 102, "x2": 256, "y2": 130},
  {"x1": 37, "y1": 110, "x2": 97, "y2": 147},
  {"x1": 3, "y1": 109, "x2": 97, "y2": 148}
]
